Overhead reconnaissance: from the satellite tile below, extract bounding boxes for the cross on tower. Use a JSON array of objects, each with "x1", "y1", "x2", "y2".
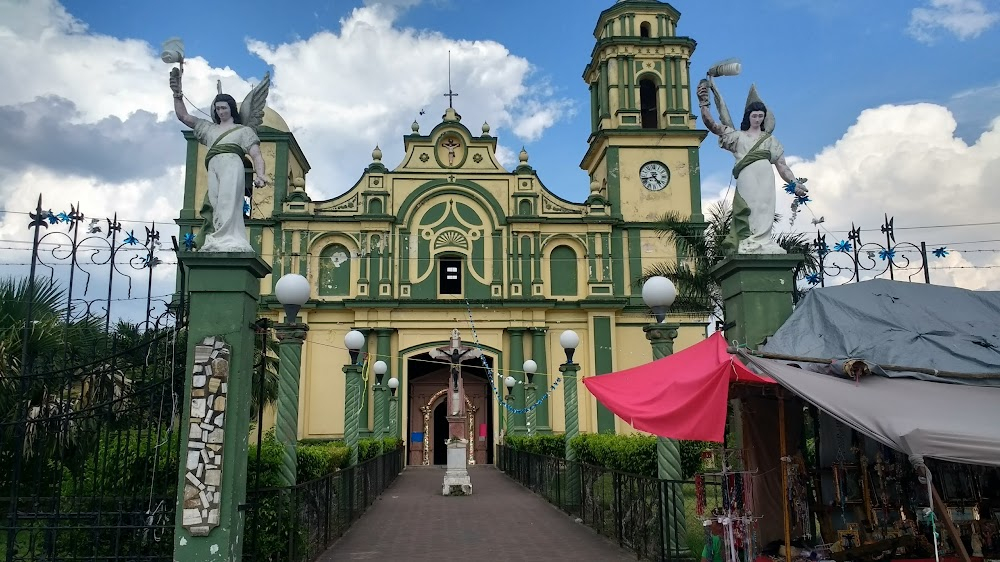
[{"x1": 443, "y1": 50, "x2": 458, "y2": 108}]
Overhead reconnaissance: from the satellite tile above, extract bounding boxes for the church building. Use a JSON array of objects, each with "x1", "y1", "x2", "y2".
[{"x1": 176, "y1": 0, "x2": 709, "y2": 466}]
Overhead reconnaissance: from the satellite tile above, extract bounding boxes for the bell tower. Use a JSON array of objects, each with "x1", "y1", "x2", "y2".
[{"x1": 580, "y1": 0, "x2": 707, "y2": 222}]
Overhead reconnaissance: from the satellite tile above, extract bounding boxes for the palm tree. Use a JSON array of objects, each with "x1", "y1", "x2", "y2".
[
  {"x1": 638, "y1": 201, "x2": 819, "y2": 321},
  {"x1": 251, "y1": 324, "x2": 280, "y2": 423}
]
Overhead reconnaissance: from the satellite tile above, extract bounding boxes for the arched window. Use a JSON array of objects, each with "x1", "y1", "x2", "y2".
[
  {"x1": 639, "y1": 79, "x2": 658, "y2": 129},
  {"x1": 319, "y1": 244, "x2": 351, "y2": 296},
  {"x1": 640, "y1": 22, "x2": 651, "y2": 37},
  {"x1": 549, "y1": 245, "x2": 578, "y2": 297},
  {"x1": 368, "y1": 198, "x2": 383, "y2": 215},
  {"x1": 518, "y1": 199, "x2": 532, "y2": 216}
]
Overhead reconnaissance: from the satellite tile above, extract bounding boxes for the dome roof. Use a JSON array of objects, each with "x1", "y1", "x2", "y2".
[
  {"x1": 237, "y1": 103, "x2": 290, "y2": 132},
  {"x1": 261, "y1": 107, "x2": 290, "y2": 132}
]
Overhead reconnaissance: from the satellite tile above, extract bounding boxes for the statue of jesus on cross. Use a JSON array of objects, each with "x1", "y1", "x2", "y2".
[{"x1": 429, "y1": 329, "x2": 481, "y2": 436}]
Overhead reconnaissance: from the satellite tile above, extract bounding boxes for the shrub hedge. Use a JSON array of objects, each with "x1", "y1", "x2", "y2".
[{"x1": 508, "y1": 433, "x2": 710, "y2": 479}]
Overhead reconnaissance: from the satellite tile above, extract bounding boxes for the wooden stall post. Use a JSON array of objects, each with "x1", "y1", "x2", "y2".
[{"x1": 779, "y1": 392, "x2": 792, "y2": 562}]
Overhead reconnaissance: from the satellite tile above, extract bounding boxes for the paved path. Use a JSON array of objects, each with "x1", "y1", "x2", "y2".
[{"x1": 317, "y1": 465, "x2": 636, "y2": 561}]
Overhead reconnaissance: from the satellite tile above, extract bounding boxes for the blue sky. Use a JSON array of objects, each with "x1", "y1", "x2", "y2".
[
  {"x1": 2, "y1": 0, "x2": 1000, "y2": 296},
  {"x1": 58, "y1": 0, "x2": 1000, "y2": 196}
]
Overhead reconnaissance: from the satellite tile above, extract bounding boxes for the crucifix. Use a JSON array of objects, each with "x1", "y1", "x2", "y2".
[
  {"x1": 441, "y1": 137, "x2": 460, "y2": 166},
  {"x1": 443, "y1": 50, "x2": 458, "y2": 108},
  {"x1": 429, "y1": 329, "x2": 481, "y2": 438}
]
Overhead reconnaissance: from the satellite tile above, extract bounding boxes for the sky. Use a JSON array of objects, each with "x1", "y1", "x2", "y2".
[{"x1": 2, "y1": 0, "x2": 1000, "y2": 315}]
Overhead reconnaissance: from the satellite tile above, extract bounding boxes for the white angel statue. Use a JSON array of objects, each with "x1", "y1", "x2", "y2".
[
  {"x1": 169, "y1": 68, "x2": 270, "y2": 252},
  {"x1": 697, "y1": 77, "x2": 809, "y2": 255}
]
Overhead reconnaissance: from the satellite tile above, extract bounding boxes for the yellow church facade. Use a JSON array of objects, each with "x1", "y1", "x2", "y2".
[{"x1": 176, "y1": 0, "x2": 709, "y2": 465}]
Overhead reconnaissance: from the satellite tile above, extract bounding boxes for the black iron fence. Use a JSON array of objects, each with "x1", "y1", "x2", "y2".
[
  {"x1": 497, "y1": 445, "x2": 721, "y2": 562},
  {"x1": 2, "y1": 196, "x2": 185, "y2": 561},
  {"x1": 805, "y1": 215, "x2": 945, "y2": 288},
  {"x1": 243, "y1": 445, "x2": 404, "y2": 562}
]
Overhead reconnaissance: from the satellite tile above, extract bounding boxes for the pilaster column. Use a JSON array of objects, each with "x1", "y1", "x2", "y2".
[
  {"x1": 530, "y1": 328, "x2": 549, "y2": 430},
  {"x1": 507, "y1": 328, "x2": 527, "y2": 433},
  {"x1": 374, "y1": 329, "x2": 394, "y2": 440}
]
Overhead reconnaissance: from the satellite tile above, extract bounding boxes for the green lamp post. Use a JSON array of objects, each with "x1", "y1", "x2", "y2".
[
  {"x1": 373, "y1": 360, "x2": 388, "y2": 448},
  {"x1": 642, "y1": 275, "x2": 689, "y2": 559},
  {"x1": 387, "y1": 376, "x2": 400, "y2": 440},
  {"x1": 343, "y1": 329, "x2": 366, "y2": 466},
  {"x1": 559, "y1": 329, "x2": 581, "y2": 509},
  {"x1": 523, "y1": 359, "x2": 538, "y2": 436},
  {"x1": 504, "y1": 375, "x2": 516, "y2": 438},
  {"x1": 272, "y1": 273, "x2": 311, "y2": 488}
]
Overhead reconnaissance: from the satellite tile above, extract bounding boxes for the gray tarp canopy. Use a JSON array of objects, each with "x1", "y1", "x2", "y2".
[
  {"x1": 749, "y1": 279, "x2": 1000, "y2": 467},
  {"x1": 740, "y1": 354, "x2": 1000, "y2": 467},
  {"x1": 762, "y1": 278, "x2": 1000, "y2": 386}
]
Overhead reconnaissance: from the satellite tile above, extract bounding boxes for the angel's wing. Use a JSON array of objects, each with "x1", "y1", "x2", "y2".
[
  {"x1": 745, "y1": 84, "x2": 776, "y2": 134},
  {"x1": 239, "y1": 71, "x2": 271, "y2": 132}
]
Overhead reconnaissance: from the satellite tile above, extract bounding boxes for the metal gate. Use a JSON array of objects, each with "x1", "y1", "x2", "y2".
[{"x1": 2, "y1": 196, "x2": 186, "y2": 561}]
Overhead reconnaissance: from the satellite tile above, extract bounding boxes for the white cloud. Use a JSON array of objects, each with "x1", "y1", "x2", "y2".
[
  {"x1": 0, "y1": 0, "x2": 571, "y2": 251},
  {"x1": 908, "y1": 0, "x2": 1000, "y2": 43},
  {"x1": 776, "y1": 103, "x2": 1000, "y2": 289},
  {"x1": 248, "y1": 5, "x2": 572, "y2": 198},
  {"x1": 495, "y1": 145, "x2": 518, "y2": 169}
]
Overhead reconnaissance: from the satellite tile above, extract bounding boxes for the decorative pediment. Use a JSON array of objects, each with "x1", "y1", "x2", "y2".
[{"x1": 396, "y1": 112, "x2": 507, "y2": 173}]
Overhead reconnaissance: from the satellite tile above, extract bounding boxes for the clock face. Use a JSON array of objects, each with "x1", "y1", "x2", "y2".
[{"x1": 639, "y1": 161, "x2": 670, "y2": 192}]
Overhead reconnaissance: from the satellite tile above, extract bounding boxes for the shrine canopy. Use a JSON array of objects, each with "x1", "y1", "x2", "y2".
[
  {"x1": 582, "y1": 331, "x2": 771, "y2": 442},
  {"x1": 741, "y1": 353, "x2": 1000, "y2": 467}
]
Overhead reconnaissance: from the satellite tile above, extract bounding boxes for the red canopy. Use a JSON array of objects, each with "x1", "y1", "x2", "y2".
[{"x1": 582, "y1": 332, "x2": 772, "y2": 442}]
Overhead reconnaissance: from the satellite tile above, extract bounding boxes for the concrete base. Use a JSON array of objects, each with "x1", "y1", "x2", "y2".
[
  {"x1": 442, "y1": 439, "x2": 472, "y2": 496},
  {"x1": 711, "y1": 254, "x2": 805, "y2": 350}
]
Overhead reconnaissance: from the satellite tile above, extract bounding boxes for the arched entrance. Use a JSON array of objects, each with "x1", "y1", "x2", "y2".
[
  {"x1": 420, "y1": 388, "x2": 476, "y2": 466},
  {"x1": 406, "y1": 352, "x2": 494, "y2": 465}
]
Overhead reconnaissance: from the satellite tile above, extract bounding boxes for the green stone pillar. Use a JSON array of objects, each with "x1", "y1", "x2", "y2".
[
  {"x1": 274, "y1": 321, "x2": 308, "y2": 487},
  {"x1": 173, "y1": 252, "x2": 270, "y2": 561},
  {"x1": 507, "y1": 328, "x2": 527, "y2": 433},
  {"x1": 343, "y1": 362, "x2": 363, "y2": 466},
  {"x1": 711, "y1": 255, "x2": 805, "y2": 349},
  {"x1": 560, "y1": 362, "x2": 581, "y2": 509},
  {"x1": 530, "y1": 328, "x2": 549, "y2": 431},
  {"x1": 644, "y1": 322, "x2": 689, "y2": 559}
]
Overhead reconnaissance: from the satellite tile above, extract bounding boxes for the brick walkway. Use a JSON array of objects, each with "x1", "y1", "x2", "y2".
[{"x1": 317, "y1": 465, "x2": 636, "y2": 561}]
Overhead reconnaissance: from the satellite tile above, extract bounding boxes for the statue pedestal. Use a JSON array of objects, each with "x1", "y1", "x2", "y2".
[
  {"x1": 711, "y1": 254, "x2": 804, "y2": 350},
  {"x1": 442, "y1": 439, "x2": 473, "y2": 496}
]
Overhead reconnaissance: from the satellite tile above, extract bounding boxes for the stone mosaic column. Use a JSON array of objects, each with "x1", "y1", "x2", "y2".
[{"x1": 173, "y1": 252, "x2": 270, "y2": 561}]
